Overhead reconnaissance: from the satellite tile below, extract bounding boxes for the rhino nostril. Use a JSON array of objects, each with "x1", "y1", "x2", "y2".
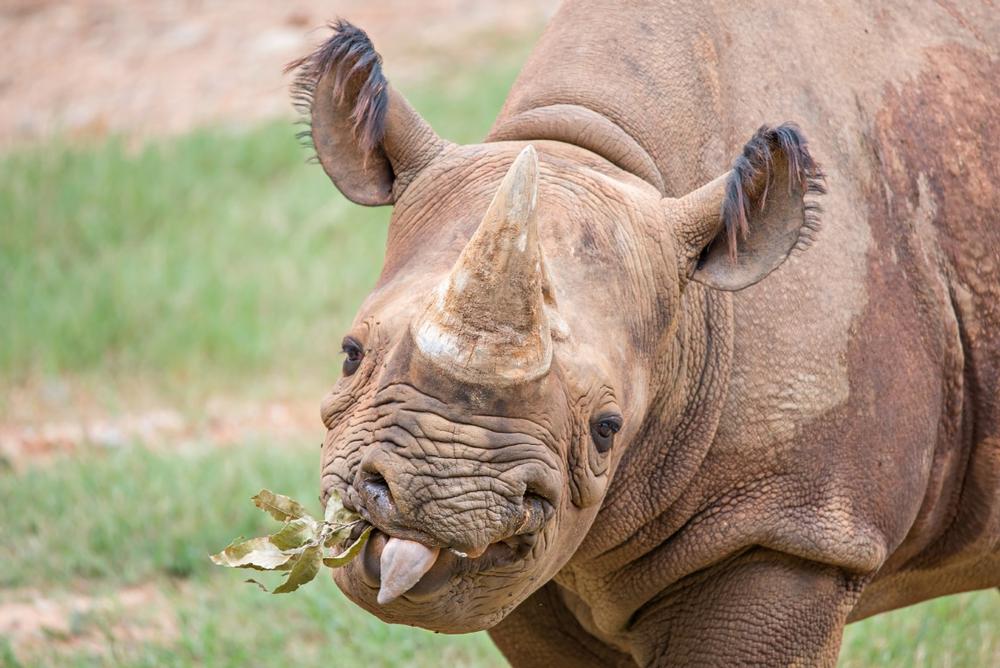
[
  {"x1": 521, "y1": 491, "x2": 554, "y2": 532},
  {"x1": 525, "y1": 479, "x2": 556, "y2": 510},
  {"x1": 362, "y1": 473, "x2": 392, "y2": 502},
  {"x1": 357, "y1": 470, "x2": 401, "y2": 529}
]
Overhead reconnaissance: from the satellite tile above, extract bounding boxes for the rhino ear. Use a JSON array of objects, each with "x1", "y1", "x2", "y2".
[
  {"x1": 287, "y1": 21, "x2": 447, "y2": 206},
  {"x1": 669, "y1": 124, "x2": 825, "y2": 291}
]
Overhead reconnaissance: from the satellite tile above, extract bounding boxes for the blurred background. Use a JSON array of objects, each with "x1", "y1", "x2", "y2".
[{"x1": 0, "y1": 1, "x2": 996, "y2": 666}]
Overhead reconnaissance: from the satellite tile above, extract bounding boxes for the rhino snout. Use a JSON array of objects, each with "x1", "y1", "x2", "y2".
[{"x1": 354, "y1": 445, "x2": 558, "y2": 558}]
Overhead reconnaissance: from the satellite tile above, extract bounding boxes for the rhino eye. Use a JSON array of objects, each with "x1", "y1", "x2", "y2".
[
  {"x1": 591, "y1": 415, "x2": 622, "y2": 454},
  {"x1": 341, "y1": 337, "x2": 364, "y2": 376}
]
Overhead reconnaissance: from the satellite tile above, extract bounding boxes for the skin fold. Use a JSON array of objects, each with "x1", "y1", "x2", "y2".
[{"x1": 288, "y1": 2, "x2": 1000, "y2": 665}]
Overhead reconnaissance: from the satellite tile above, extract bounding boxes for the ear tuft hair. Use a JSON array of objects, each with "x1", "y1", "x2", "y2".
[
  {"x1": 285, "y1": 20, "x2": 389, "y2": 160},
  {"x1": 722, "y1": 123, "x2": 826, "y2": 260}
]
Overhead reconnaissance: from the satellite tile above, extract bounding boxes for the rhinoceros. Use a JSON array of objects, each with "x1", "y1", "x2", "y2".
[{"x1": 286, "y1": 1, "x2": 999, "y2": 665}]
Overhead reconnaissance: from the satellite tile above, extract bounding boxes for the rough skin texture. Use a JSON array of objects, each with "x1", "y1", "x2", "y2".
[{"x1": 289, "y1": 2, "x2": 1000, "y2": 665}]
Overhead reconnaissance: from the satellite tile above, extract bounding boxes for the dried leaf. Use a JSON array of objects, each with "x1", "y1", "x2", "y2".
[
  {"x1": 252, "y1": 489, "x2": 312, "y2": 522},
  {"x1": 323, "y1": 522, "x2": 356, "y2": 548},
  {"x1": 244, "y1": 578, "x2": 270, "y2": 592},
  {"x1": 269, "y1": 517, "x2": 316, "y2": 550},
  {"x1": 273, "y1": 545, "x2": 322, "y2": 594},
  {"x1": 323, "y1": 526, "x2": 372, "y2": 568},
  {"x1": 210, "y1": 537, "x2": 296, "y2": 570},
  {"x1": 212, "y1": 489, "x2": 372, "y2": 594},
  {"x1": 323, "y1": 489, "x2": 362, "y2": 547},
  {"x1": 324, "y1": 488, "x2": 360, "y2": 526}
]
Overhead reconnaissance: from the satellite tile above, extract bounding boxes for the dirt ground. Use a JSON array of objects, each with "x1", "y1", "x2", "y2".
[
  {"x1": 0, "y1": 395, "x2": 321, "y2": 470},
  {"x1": 0, "y1": 0, "x2": 557, "y2": 148},
  {"x1": 0, "y1": 583, "x2": 179, "y2": 658}
]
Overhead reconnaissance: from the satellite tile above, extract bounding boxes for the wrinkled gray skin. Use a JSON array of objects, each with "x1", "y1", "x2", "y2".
[{"x1": 294, "y1": 1, "x2": 1000, "y2": 665}]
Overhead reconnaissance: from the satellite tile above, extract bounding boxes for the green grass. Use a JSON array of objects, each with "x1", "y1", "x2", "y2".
[
  {"x1": 0, "y1": 122, "x2": 385, "y2": 397},
  {"x1": 842, "y1": 592, "x2": 999, "y2": 667},
  {"x1": 0, "y1": 39, "x2": 528, "y2": 406},
  {"x1": 0, "y1": 441, "x2": 315, "y2": 587}
]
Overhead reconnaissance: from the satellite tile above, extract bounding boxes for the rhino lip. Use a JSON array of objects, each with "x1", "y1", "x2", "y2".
[
  {"x1": 358, "y1": 528, "x2": 527, "y2": 604},
  {"x1": 344, "y1": 493, "x2": 546, "y2": 604}
]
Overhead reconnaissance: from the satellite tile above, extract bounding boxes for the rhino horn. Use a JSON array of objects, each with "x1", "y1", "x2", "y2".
[{"x1": 413, "y1": 145, "x2": 552, "y2": 385}]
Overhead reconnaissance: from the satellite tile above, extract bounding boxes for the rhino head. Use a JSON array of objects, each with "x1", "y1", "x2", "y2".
[{"x1": 289, "y1": 22, "x2": 822, "y2": 632}]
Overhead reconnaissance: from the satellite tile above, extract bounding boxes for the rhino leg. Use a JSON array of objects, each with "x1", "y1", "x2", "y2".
[
  {"x1": 490, "y1": 582, "x2": 633, "y2": 668},
  {"x1": 628, "y1": 549, "x2": 869, "y2": 667}
]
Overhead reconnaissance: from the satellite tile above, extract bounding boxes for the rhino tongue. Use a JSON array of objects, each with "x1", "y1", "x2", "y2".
[{"x1": 377, "y1": 537, "x2": 441, "y2": 605}]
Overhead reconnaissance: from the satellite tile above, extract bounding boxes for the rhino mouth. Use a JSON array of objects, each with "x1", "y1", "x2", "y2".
[{"x1": 353, "y1": 524, "x2": 539, "y2": 605}]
